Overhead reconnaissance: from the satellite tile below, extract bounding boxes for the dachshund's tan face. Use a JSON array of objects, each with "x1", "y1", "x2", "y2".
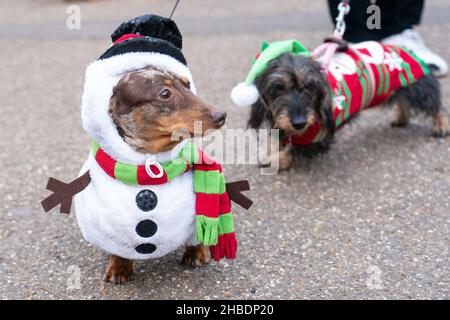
[{"x1": 109, "y1": 67, "x2": 226, "y2": 154}]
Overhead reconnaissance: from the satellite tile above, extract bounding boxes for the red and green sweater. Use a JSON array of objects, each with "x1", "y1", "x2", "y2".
[{"x1": 289, "y1": 41, "x2": 430, "y2": 145}]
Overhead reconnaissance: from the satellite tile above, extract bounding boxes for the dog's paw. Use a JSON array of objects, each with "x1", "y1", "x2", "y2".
[
  {"x1": 432, "y1": 113, "x2": 450, "y2": 138},
  {"x1": 391, "y1": 119, "x2": 409, "y2": 127},
  {"x1": 277, "y1": 150, "x2": 294, "y2": 171},
  {"x1": 181, "y1": 245, "x2": 211, "y2": 268},
  {"x1": 105, "y1": 264, "x2": 133, "y2": 285},
  {"x1": 432, "y1": 125, "x2": 450, "y2": 138},
  {"x1": 105, "y1": 256, "x2": 133, "y2": 285},
  {"x1": 259, "y1": 150, "x2": 293, "y2": 171}
]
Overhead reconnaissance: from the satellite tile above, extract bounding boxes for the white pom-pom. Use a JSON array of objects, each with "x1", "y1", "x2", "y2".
[{"x1": 230, "y1": 82, "x2": 259, "y2": 107}]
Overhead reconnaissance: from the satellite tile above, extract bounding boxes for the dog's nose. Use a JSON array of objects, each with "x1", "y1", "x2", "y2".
[
  {"x1": 292, "y1": 116, "x2": 307, "y2": 130},
  {"x1": 212, "y1": 111, "x2": 227, "y2": 124}
]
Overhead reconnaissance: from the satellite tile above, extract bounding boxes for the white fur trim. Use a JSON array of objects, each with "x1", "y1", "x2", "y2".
[
  {"x1": 81, "y1": 52, "x2": 196, "y2": 165},
  {"x1": 230, "y1": 82, "x2": 259, "y2": 107}
]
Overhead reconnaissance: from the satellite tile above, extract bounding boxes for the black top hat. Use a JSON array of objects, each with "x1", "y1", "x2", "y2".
[{"x1": 98, "y1": 14, "x2": 186, "y2": 65}]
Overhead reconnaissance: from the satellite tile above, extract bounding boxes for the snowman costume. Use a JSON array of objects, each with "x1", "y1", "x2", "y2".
[{"x1": 41, "y1": 15, "x2": 243, "y2": 261}]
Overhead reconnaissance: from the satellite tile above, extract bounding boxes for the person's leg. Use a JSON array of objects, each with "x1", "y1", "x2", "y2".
[
  {"x1": 327, "y1": 0, "x2": 424, "y2": 41},
  {"x1": 379, "y1": 0, "x2": 424, "y2": 38},
  {"x1": 327, "y1": 0, "x2": 382, "y2": 42},
  {"x1": 327, "y1": 0, "x2": 447, "y2": 77},
  {"x1": 380, "y1": 0, "x2": 448, "y2": 76}
]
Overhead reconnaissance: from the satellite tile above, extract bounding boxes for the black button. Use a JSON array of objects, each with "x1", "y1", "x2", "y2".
[
  {"x1": 136, "y1": 189, "x2": 157, "y2": 212},
  {"x1": 135, "y1": 243, "x2": 156, "y2": 254},
  {"x1": 135, "y1": 220, "x2": 157, "y2": 238}
]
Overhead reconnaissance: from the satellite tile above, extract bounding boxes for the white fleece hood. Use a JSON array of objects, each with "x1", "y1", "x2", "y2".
[{"x1": 81, "y1": 52, "x2": 196, "y2": 165}]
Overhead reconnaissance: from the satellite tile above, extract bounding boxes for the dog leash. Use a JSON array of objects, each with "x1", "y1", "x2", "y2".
[
  {"x1": 312, "y1": 0, "x2": 376, "y2": 106},
  {"x1": 169, "y1": 0, "x2": 181, "y2": 19}
]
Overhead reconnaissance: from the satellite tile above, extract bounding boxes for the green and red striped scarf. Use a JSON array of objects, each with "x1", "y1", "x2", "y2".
[{"x1": 92, "y1": 141, "x2": 237, "y2": 261}]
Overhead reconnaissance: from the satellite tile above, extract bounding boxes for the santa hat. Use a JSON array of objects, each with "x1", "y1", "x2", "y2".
[
  {"x1": 81, "y1": 14, "x2": 196, "y2": 165},
  {"x1": 230, "y1": 40, "x2": 310, "y2": 107}
]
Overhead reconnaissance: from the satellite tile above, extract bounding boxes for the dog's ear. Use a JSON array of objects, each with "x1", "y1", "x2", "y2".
[
  {"x1": 317, "y1": 89, "x2": 335, "y2": 134},
  {"x1": 247, "y1": 99, "x2": 267, "y2": 129}
]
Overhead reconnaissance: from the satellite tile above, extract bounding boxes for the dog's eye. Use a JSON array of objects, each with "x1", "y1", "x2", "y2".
[
  {"x1": 271, "y1": 83, "x2": 285, "y2": 97},
  {"x1": 273, "y1": 83, "x2": 285, "y2": 92},
  {"x1": 159, "y1": 89, "x2": 172, "y2": 100}
]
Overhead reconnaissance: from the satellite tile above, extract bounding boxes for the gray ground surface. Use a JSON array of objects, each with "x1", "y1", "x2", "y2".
[{"x1": 0, "y1": 0, "x2": 449, "y2": 299}]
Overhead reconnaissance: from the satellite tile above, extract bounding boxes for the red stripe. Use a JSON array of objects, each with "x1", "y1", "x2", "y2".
[
  {"x1": 196, "y1": 148, "x2": 216, "y2": 166},
  {"x1": 195, "y1": 149, "x2": 222, "y2": 172},
  {"x1": 223, "y1": 232, "x2": 238, "y2": 259},
  {"x1": 287, "y1": 120, "x2": 322, "y2": 146},
  {"x1": 95, "y1": 148, "x2": 116, "y2": 178},
  {"x1": 194, "y1": 164, "x2": 221, "y2": 172},
  {"x1": 210, "y1": 232, "x2": 237, "y2": 261},
  {"x1": 210, "y1": 237, "x2": 225, "y2": 261},
  {"x1": 136, "y1": 165, "x2": 168, "y2": 185},
  {"x1": 113, "y1": 34, "x2": 144, "y2": 45},
  {"x1": 219, "y1": 193, "x2": 231, "y2": 214},
  {"x1": 94, "y1": 146, "x2": 191, "y2": 185},
  {"x1": 397, "y1": 47, "x2": 427, "y2": 80},
  {"x1": 196, "y1": 193, "x2": 220, "y2": 217}
]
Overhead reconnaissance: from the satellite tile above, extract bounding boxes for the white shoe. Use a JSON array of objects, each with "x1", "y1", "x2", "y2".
[{"x1": 382, "y1": 29, "x2": 448, "y2": 77}]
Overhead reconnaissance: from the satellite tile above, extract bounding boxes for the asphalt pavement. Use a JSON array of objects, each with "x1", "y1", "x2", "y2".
[{"x1": 0, "y1": 0, "x2": 449, "y2": 299}]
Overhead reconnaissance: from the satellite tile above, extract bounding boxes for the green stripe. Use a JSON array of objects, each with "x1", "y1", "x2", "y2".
[
  {"x1": 391, "y1": 47, "x2": 413, "y2": 86},
  {"x1": 194, "y1": 170, "x2": 221, "y2": 194},
  {"x1": 114, "y1": 162, "x2": 138, "y2": 185},
  {"x1": 196, "y1": 215, "x2": 219, "y2": 245},
  {"x1": 163, "y1": 161, "x2": 187, "y2": 181},
  {"x1": 376, "y1": 64, "x2": 384, "y2": 96},
  {"x1": 407, "y1": 48, "x2": 430, "y2": 75},
  {"x1": 355, "y1": 60, "x2": 363, "y2": 76},
  {"x1": 312, "y1": 129, "x2": 327, "y2": 143},
  {"x1": 91, "y1": 140, "x2": 100, "y2": 156},
  {"x1": 341, "y1": 79, "x2": 352, "y2": 120},
  {"x1": 363, "y1": 68, "x2": 372, "y2": 105},
  {"x1": 181, "y1": 142, "x2": 199, "y2": 164},
  {"x1": 399, "y1": 71, "x2": 407, "y2": 87},
  {"x1": 355, "y1": 61, "x2": 368, "y2": 107},
  {"x1": 362, "y1": 63, "x2": 371, "y2": 95},
  {"x1": 360, "y1": 68, "x2": 368, "y2": 108},
  {"x1": 335, "y1": 113, "x2": 343, "y2": 127},
  {"x1": 218, "y1": 213, "x2": 235, "y2": 235},
  {"x1": 219, "y1": 174, "x2": 226, "y2": 194},
  {"x1": 401, "y1": 60, "x2": 414, "y2": 85},
  {"x1": 396, "y1": 46, "x2": 430, "y2": 79},
  {"x1": 312, "y1": 131, "x2": 322, "y2": 143},
  {"x1": 382, "y1": 64, "x2": 390, "y2": 94}
]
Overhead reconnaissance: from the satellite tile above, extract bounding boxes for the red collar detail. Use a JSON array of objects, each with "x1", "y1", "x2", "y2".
[
  {"x1": 113, "y1": 34, "x2": 144, "y2": 45},
  {"x1": 283, "y1": 120, "x2": 324, "y2": 146}
]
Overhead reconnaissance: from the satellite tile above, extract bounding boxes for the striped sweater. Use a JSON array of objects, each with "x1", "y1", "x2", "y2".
[{"x1": 289, "y1": 41, "x2": 430, "y2": 145}]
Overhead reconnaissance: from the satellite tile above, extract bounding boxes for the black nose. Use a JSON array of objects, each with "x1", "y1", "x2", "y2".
[
  {"x1": 212, "y1": 111, "x2": 227, "y2": 124},
  {"x1": 292, "y1": 116, "x2": 307, "y2": 130}
]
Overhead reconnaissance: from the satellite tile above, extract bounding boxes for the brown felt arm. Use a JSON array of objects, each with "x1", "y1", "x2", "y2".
[
  {"x1": 225, "y1": 180, "x2": 253, "y2": 210},
  {"x1": 46, "y1": 177, "x2": 70, "y2": 192},
  {"x1": 41, "y1": 171, "x2": 91, "y2": 214}
]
